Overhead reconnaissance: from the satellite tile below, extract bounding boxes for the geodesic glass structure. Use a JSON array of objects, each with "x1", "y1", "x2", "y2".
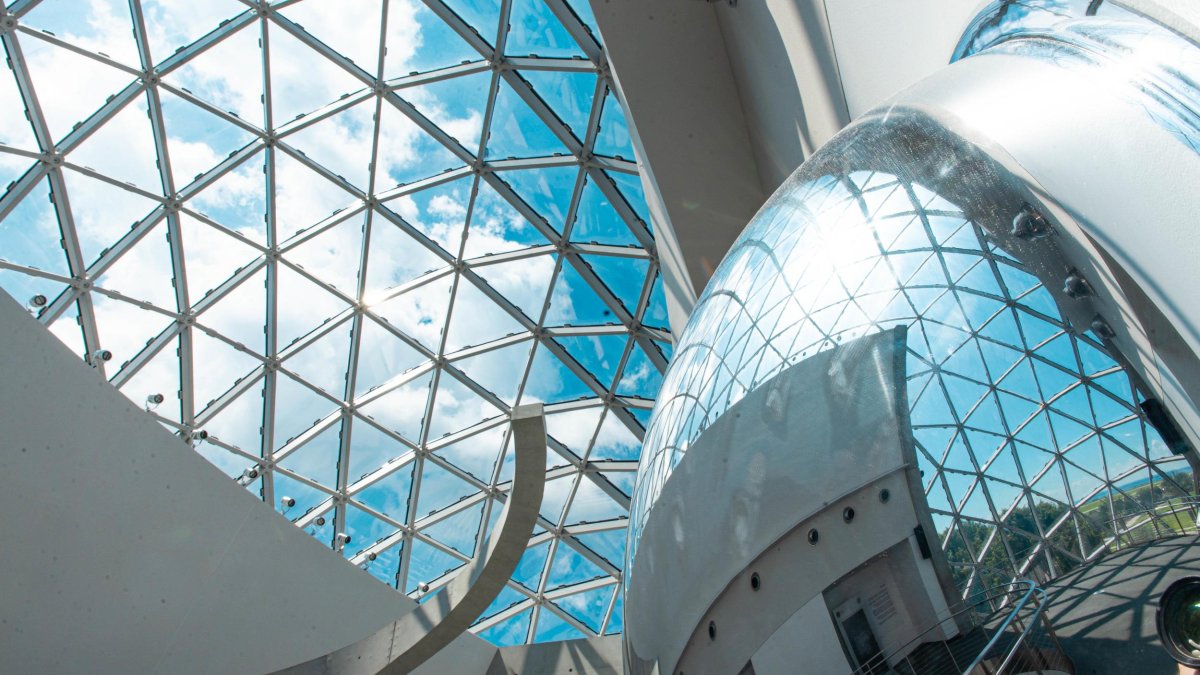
[
  {"x1": 631, "y1": 168, "x2": 1195, "y2": 597},
  {"x1": 0, "y1": 0, "x2": 669, "y2": 645}
]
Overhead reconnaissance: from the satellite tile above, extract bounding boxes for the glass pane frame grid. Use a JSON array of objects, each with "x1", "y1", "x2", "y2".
[
  {"x1": 629, "y1": 168, "x2": 1193, "y2": 601},
  {"x1": 0, "y1": 0, "x2": 667, "y2": 645}
]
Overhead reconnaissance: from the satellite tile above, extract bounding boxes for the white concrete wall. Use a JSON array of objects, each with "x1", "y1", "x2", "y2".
[{"x1": 0, "y1": 290, "x2": 496, "y2": 674}]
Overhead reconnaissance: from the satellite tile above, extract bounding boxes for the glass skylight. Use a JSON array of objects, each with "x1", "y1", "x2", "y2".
[{"x1": 0, "y1": 0, "x2": 669, "y2": 645}]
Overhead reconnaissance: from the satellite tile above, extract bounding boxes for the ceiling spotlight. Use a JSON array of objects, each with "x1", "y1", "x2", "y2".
[
  {"x1": 418, "y1": 582, "x2": 430, "y2": 593},
  {"x1": 315, "y1": 516, "x2": 326, "y2": 526},
  {"x1": 280, "y1": 496, "x2": 296, "y2": 509},
  {"x1": 26, "y1": 294, "x2": 47, "y2": 312},
  {"x1": 367, "y1": 552, "x2": 377, "y2": 562}
]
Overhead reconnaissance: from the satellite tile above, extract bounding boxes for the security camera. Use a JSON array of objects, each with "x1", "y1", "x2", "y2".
[
  {"x1": 315, "y1": 516, "x2": 326, "y2": 526},
  {"x1": 90, "y1": 349, "x2": 112, "y2": 364},
  {"x1": 280, "y1": 496, "x2": 296, "y2": 508},
  {"x1": 195, "y1": 430, "x2": 208, "y2": 440},
  {"x1": 418, "y1": 582, "x2": 430, "y2": 593},
  {"x1": 367, "y1": 552, "x2": 377, "y2": 561},
  {"x1": 335, "y1": 533, "x2": 352, "y2": 545},
  {"x1": 28, "y1": 294, "x2": 47, "y2": 309},
  {"x1": 145, "y1": 393, "x2": 165, "y2": 411}
]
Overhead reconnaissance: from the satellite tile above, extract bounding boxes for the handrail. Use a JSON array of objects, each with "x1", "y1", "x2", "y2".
[
  {"x1": 1101, "y1": 496, "x2": 1200, "y2": 552},
  {"x1": 850, "y1": 580, "x2": 1065, "y2": 675}
]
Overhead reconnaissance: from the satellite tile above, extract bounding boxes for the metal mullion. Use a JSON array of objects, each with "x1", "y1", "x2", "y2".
[
  {"x1": 458, "y1": 267, "x2": 539, "y2": 331},
  {"x1": 201, "y1": 435, "x2": 263, "y2": 465},
  {"x1": 476, "y1": 171, "x2": 561, "y2": 244},
  {"x1": 612, "y1": 396, "x2": 653, "y2": 411},
  {"x1": 488, "y1": 155, "x2": 578, "y2": 171},
  {"x1": 260, "y1": 13, "x2": 281, "y2": 507},
  {"x1": 274, "y1": 257, "x2": 359, "y2": 308},
  {"x1": 266, "y1": 11, "x2": 376, "y2": 86},
  {"x1": 15, "y1": 26, "x2": 144, "y2": 76},
  {"x1": 193, "y1": 369, "x2": 266, "y2": 427},
  {"x1": 53, "y1": 81, "x2": 145, "y2": 155},
  {"x1": 558, "y1": 531, "x2": 619, "y2": 577},
  {"x1": 367, "y1": 200, "x2": 457, "y2": 268},
  {"x1": 348, "y1": 526, "x2": 408, "y2": 566},
  {"x1": 174, "y1": 141, "x2": 265, "y2": 202},
  {"x1": 543, "y1": 576, "x2": 616, "y2": 602},
  {"x1": 273, "y1": 408, "x2": 345, "y2": 463},
  {"x1": 541, "y1": 0, "x2": 602, "y2": 63},
  {"x1": 276, "y1": 202, "x2": 368, "y2": 252},
  {"x1": 273, "y1": 88, "x2": 373, "y2": 138},
  {"x1": 5, "y1": 0, "x2": 44, "y2": 17},
  {"x1": 0, "y1": 260, "x2": 72, "y2": 290},
  {"x1": 599, "y1": 583, "x2": 619, "y2": 634},
  {"x1": 351, "y1": 361, "x2": 436, "y2": 408},
  {"x1": 274, "y1": 141, "x2": 364, "y2": 198},
  {"x1": 571, "y1": 242, "x2": 649, "y2": 259},
  {"x1": 542, "y1": 398, "x2": 603, "y2": 415},
  {"x1": 471, "y1": 597, "x2": 535, "y2": 632},
  {"x1": 156, "y1": 82, "x2": 264, "y2": 136},
  {"x1": 61, "y1": 161, "x2": 162, "y2": 202},
  {"x1": 345, "y1": 447, "x2": 419, "y2": 495},
  {"x1": 374, "y1": 166, "x2": 473, "y2": 202},
  {"x1": 563, "y1": 517, "x2": 627, "y2": 536},
  {"x1": 588, "y1": 155, "x2": 637, "y2": 174},
  {"x1": 362, "y1": 266, "x2": 453, "y2": 310},
  {"x1": 385, "y1": 60, "x2": 491, "y2": 89},
  {"x1": 540, "y1": 334, "x2": 609, "y2": 400},
  {"x1": 152, "y1": 9, "x2": 258, "y2": 77},
  {"x1": 498, "y1": 67, "x2": 581, "y2": 155},
  {"x1": 410, "y1": 489, "x2": 488, "y2": 531},
  {"x1": 564, "y1": 253, "x2": 634, "y2": 324},
  {"x1": 396, "y1": 454, "x2": 424, "y2": 592},
  {"x1": 539, "y1": 594, "x2": 600, "y2": 637},
  {"x1": 443, "y1": 332, "x2": 531, "y2": 364},
  {"x1": 44, "y1": 169, "x2": 104, "y2": 373},
  {"x1": 464, "y1": 243, "x2": 556, "y2": 268},
  {"x1": 543, "y1": 324, "x2": 626, "y2": 338},
  {"x1": 504, "y1": 56, "x2": 597, "y2": 72},
  {"x1": 275, "y1": 310, "x2": 354, "y2": 362},
  {"x1": 440, "y1": 359, "x2": 511, "y2": 412},
  {"x1": 529, "y1": 536, "x2": 557, "y2": 641},
  {"x1": 188, "y1": 257, "x2": 266, "y2": 317},
  {"x1": 3, "y1": 27, "x2": 54, "y2": 149}
]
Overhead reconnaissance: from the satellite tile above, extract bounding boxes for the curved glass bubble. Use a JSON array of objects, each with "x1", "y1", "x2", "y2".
[
  {"x1": 0, "y1": 0, "x2": 666, "y2": 645},
  {"x1": 629, "y1": 167, "x2": 1192, "y2": 595},
  {"x1": 955, "y1": 0, "x2": 1200, "y2": 156}
]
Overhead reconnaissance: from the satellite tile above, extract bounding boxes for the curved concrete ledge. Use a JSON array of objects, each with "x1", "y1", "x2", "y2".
[{"x1": 274, "y1": 405, "x2": 547, "y2": 675}]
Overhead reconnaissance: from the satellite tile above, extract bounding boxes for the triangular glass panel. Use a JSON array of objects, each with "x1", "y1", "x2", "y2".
[
  {"x1": 521, "y1": 69, "x2": 595, "y2": 138},
  {"x1": 272, "y1": 148, "x2": 358, "y2": 242},
  {"x1": 426, "y1": 369, "x2": 505, "y2": 439},
  {"x1": 469, "y1": 253, "x2": 557, "y2": 322},
  {"x1": 415, "y1": 456, "x2": 480, "y2": 517},
  {"x1": 443, "y1": 0, "x2": 503, "y2": 45},
  {"x1": 575, "y1": 529, "x2": 626, "y2": 571},
  {"x1": 444, "y1": 275, "x2": 526, "y2": 352},
  {"x1": 161, "y1": 19, "x2": 263, "y2": 125},
  {"x1": 278, "y1": 0, "x2": 384, "y2": 73},
  {"x1": 142, "y1": 0, "x2": 246, "y2": 67},
  {"x1": 555, "y1": 334, "x2": 626, "y2": 390},
  {"x1": 191, "y1": 326, "x2": 259, "y2": 410},
  {"x1": 545, "y1": 407, "x2": 602, "y2": 457},
  {"x1": 47, "y1": 301, "x2": 88, "y2": 360},
  {"x1": 643, "y1": 273, "x2": 670, "y2": 330},
  {"x1": 358, "y1": 368, "x2": 434, "y2": 443},
  {"x1": 185, "y1": 151, "x2": 268, "y2": 246},
  {"x1": 354, "y1": 316, "x2": 426, "y2": 397},
  {"x1": 277, "y1": 421, "x2": 342, "y2": 488},
  {"x1": 398, "y1": 175, "x2": 474, "y2": 257},
  {"x1": 540, "y1": 473, "x2": 575, "y2": 524},
  {"x1": 478, "y1": 583, "x2": 527, "y2": 623},
  {"x1": 197, "y1": 376, "x2": 263, "y2": 456},
  {"x1": 0, "y1": 54, "x2": 40, "y2": 154},
  {"x1": 283, "y1": 97, "x2": 375, "y2": 191},
  {"x1": 345, "y1": 416, "x2": 408, "y2": 483},
  {"x1": 362, "y1": 212, "x2": 447, "y2": 299},
  {"x1": 0, "y1": 177, "x2": 70, "y2": 275},
  {"x1": 434, "y1": 423, "x2": 506, "y2": 483},
  {"x1": 592, "y1": 88, "x2": 633, "y2": 159},
  {"x1": 275, "y1": 262, "x2": 352, "y2": 347},
  {"x1": 195, "y1": 265, "x2": 266, "y2": 354},
  {"x1": 486, "y1": 79, "x2": 571, "y2": 159},
  {"x1": 371, "y1": 274, "x2": 453, "y2": 353},
  {"x1": 405, "y1": 536, "x2": 467, "y2": 593},
  {"x1": 93, "y1": 220, "x2": 178, "y2": 310},
  {"x1": 283, "y1": 318, "x2": 352, "y2": 399},
  {"x1": 498, "y1": 165, "x2": 578, "y2": 233},
  {"x1": 116, "y1": 332, "x2": 183, "y2": 422},
  {"x1": 589, "y1": 412, "x2": 641, "y2": 461},
  {"x1": 271, "y1": 371, "x2": 340, "y2": 449},
  {"x1": 159, "y1": 88, "x2": 257, "y2": 188},
  {"x1": 67, "y1": 94, "x2": 163, "y2": 192},
  {"x1": 582, "y1": 254, "x2": 649, "y2": 315},
  {"x1": 403, "y1": 70, "x2": 491, "y2": 152},
  {"x1": 564, "y1": 476, "x2": 625, "y2": 524},
  {"x1": 375, "y1": 98, "x2": 465, "y2": 190},
  {"x1": 617, "y1": 342, "x2": 662, "y2": 399},
  {"x1": 477, "y1": 608, "x2": 532, "y2": 647},
  {"x1": 19, "y1": 33, "x2": 135, "y2": 143},
  {"x1": 342, "y1": 503, "x2": 397, "y2": 560},
  {"x1": 451, "y1": 340, "x2": 532, "y2": 406},
  {"x1": 546, "y1": 258, "x2": 620, "y2": 326},
  {"x1": 534, "y1": 607, "x2": 588, "y2": 641},
  {"x1": 353, "y1": 458, "x2": 416, "y2": 522},
  {"x1": 180, "y1": 213, "x2": 262, "y2": 300},
  {"x1": 513, "y1": 540, "x2": 551, "y2": 590},
  {"x1": 525, "y1": 342, "x2": 596, "y2": 404},
  {"x1": 507, "y1": 0, "x2": 585, "y2": 57},
  {"x1": 421, "y1": 499, "x2": 484, "y2": 557},
  {"x1": 606, "y1": 170, "x2": 650, "y2": 225},
  {"x1": 383, "y1": 0, "x2": 480, "y2": 77},
  {"x1": 282, "y1": 210, "x2": 365, "y2": 297},
  {"x1": 267, "y1": 22, "x2": 368, "y2": 123},
  {"x1": 545, "y1": 541, "x2": 607, "y2": 590},
  {"x1": 465, "y1": 177, "x2": 553, "y2": 257},
  {"x1": 570, "y1": 176, "x2": 638, "y2": 245}
]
